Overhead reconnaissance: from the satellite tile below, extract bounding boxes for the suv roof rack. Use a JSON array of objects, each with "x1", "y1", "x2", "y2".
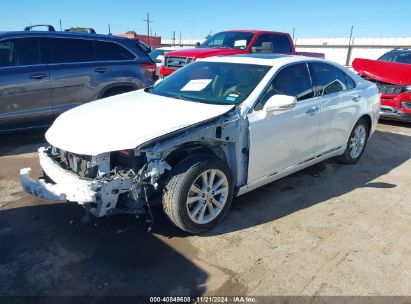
[
  {"x1": 24, "y1": 25, "x2": 56, "y2": 32},
  {"x1": 64, "y1": 27, "x2": 97, "y2": 34}
]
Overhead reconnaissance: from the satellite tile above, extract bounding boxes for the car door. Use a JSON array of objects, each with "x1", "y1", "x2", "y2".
[
  {"x1": 47, "y1": 37, "x2": 106, "y2": 116},
  {"x1": 0, "y1": 37, "x2": 52, "y2": 131},
  {"x1": 247, "y1": 63, "x2": 321, "y2": 183},
  {"x1": 309, "y1": 62, "x2": 363, "y2": 157}
]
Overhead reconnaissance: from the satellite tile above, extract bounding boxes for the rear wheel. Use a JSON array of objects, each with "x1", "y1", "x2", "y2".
[
  {"x1": 337, "y1": 118, "x2": 369, "y2": 164},
  {"x1": 162, "y1": 154, "x2": 234, "y2": 234}
]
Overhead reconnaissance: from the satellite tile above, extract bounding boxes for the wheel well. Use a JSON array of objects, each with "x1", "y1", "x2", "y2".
[
  {"x1": 360, "y1": 114, "x2": 372, "y2": 136},
  {"x1": 101, "y1": 85, "x2": 136, "y2": 98},
  {"x1": 165, "y1": 143, "x2": 227, "y2": 169}
]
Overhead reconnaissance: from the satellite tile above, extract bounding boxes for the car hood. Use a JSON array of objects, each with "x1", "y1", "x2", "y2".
[
  {"x1": 352, "y1": 58, "x2": 411, "y2": 86},
  {"x1": 46, "y1": 90, "x2": 235, "y2": 155},
  {"x1": 165, "y1": 47, "x2": 244, "y2": 58}
]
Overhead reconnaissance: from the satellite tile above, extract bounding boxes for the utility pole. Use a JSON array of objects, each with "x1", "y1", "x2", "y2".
[
  {"x1": 59, "y1": 19, "x2": 62, "y2": 31},
  {"x1": 346, "y1": 25, "x2": 354, "y2": 66},
  {"x1": 108, "y1": 24, "x2": 111, "y2": 35},
  {"x1": 292, "y1": 27, "x2": 295, "y2": 42},
  {"x1": 172, "y1": 31, "x2": 176, "y2": 46},
  {"x1": 143, "y1": 12, "x2": 153, "y2": 37},
  {"x1": 179, "y1": 31, "x2": 182, "y2": 46}
]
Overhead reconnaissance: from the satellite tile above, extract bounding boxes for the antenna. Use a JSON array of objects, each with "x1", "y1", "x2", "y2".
[
  {"x1": 59, "y1": 19, "x2": 62, "y2": 31},
  {"x1": 108, "y1": 24, "x2": 111, "y2": 35}
]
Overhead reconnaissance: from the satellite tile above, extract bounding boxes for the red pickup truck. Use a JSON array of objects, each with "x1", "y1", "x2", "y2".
[{"x1": 159, "y1": 30, "x2": 324, "y2": 77}]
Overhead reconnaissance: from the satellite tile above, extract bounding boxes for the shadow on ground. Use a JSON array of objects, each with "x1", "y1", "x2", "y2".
[
  {"x1": 0, "y1": 129, "x2": 47, "y2": 157},
  {"x1": 0, "y1": 201, "x2": 206, "y2": 296}
]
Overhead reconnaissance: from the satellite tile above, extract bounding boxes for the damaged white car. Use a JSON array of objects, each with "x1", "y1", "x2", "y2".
[{"x1": 21, "y1": 54, "x2": 380, "y2": 233}]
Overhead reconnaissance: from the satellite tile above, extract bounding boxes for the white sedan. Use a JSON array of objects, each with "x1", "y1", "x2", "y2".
[{"x1": 20, "y1": 54, "x2": 380, "y2": 233}]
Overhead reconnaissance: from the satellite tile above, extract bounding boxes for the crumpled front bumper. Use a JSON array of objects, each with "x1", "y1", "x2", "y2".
[{"x1": 20, "y1": 147, "x2": 134, "y2": 217}]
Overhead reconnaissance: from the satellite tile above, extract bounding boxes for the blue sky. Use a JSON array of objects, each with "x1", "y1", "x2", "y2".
[{"x1": 2, "y1": 0, "x2": 410, "y2": 40}]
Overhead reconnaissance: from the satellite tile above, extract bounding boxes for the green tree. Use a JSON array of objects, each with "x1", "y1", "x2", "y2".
[{"x1": 126, "y1": 30, "x2": 137, "y2": 35}]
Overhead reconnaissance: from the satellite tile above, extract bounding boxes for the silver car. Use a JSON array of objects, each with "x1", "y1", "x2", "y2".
[{"x1": 0, "y1": 30, "x2": 157, "y2": 133}]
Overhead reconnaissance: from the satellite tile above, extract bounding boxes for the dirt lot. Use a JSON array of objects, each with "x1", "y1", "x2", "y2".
[{"x1": 0, "y1": 121, "x2": 410, "y2": 298}]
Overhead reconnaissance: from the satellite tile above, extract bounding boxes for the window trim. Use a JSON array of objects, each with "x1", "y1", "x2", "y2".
[
  {"x1": 253, "y1": 61, "x2": 314, "y2": 111},
  {"x1": 308, "y1": 61, "x2": 357, "y2": 97},
  {"x1": 0, "y1": 37, "x2": 44, "y2": 68},
  {"x1": 47, "y1": 37, "x2": 137, "y2": 65}
]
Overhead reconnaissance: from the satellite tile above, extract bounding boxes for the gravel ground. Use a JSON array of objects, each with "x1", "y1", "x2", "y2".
[{"x1": 0, "y1": 120, "x2": 410, "y2": 298}]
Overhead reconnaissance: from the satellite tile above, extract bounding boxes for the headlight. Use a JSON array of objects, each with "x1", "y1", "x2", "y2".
[{"x1": 405, "y1": 85, "x2": 411, "y2": 92}]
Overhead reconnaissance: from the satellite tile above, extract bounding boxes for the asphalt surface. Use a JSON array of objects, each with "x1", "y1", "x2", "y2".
[{"x1": 0, "y1": 120, "x2": 410, "y2": 297}]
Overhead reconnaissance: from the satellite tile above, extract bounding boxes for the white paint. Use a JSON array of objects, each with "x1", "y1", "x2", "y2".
[
  {"x1": 20, "y1": 148, "x2": 96, "y2": 203},
  {"x1": 46, "y1": 90, "x2": 235, "y2": 155}
]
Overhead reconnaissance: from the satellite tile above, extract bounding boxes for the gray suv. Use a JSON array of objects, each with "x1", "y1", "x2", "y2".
[{"x1": 0, "y1": 30, "x2": 156, "y2": 133}]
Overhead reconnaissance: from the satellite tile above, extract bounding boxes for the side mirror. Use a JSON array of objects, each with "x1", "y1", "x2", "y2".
[
  {"x1": 195, "y1": 42, "x2": 201, "y2": 47},
  {"x1": 263, "y1": 95, "x2": 297, "y2": 112}
]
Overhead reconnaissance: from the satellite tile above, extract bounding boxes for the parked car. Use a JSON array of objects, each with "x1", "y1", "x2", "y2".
[
  {"x1": 20, "y1": 54, "x2": 380, "y2": 233},
  {"x1": 159, "y1": 30, "x2": 325, "y2": 77},
  {"x1": 353, "y1": 49, "x2": 411, "y2": 122},
  {"x1": 0, "y1": 29, "x2": 156, "y2": 133}
]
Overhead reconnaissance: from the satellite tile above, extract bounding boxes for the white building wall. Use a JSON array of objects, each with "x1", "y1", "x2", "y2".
[{"x1": 161, "y1": 37, "x2": 411, "y2": 65}]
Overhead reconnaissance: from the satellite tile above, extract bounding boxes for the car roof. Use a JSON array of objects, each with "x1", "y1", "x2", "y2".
[
  {"x1": 0, "y1": 31, "x2": 132, "y2": 42},
  {"x1": 200, "y1": 53, "x2": 326, "y2": 67}
]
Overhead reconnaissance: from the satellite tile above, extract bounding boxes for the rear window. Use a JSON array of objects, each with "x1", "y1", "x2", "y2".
[
  {"x1": 95, "y1": 41, "x2": 135, "y2": 61},
  {"x1": 50, "y1": 38, "x2": 95, "y2": 63}
]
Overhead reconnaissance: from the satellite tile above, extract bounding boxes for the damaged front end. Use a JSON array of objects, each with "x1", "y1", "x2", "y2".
[
  {"x1": 353, "y1": 58, "x2": 411, "y2": 121},
  {"x1": 20, "y1": 109, "x2": 245, "y2": 221},
  {"x1": 20, "y1": 145, "x2": 171, "y2": 219}
]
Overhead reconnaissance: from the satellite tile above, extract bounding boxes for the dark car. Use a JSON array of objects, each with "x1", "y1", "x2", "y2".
[{"x1": 0, "y1": 28, "x2": 157, "y2": 133}]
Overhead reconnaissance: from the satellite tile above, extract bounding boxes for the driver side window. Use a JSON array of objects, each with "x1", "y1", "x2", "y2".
[{"x1": 255, "y1": 63, "x2": 314, "y2": 110}]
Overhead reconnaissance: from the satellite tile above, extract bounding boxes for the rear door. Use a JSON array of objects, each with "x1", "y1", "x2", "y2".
[
  {"x1": 94, "y1": 40, "x2": 151, "y2": 89},
  {"x1": 309, "y1": 62, "x2": 362, "y2": 156},
  {"x1": 47, "y1": 37, "x2": 105, "y2": 116},
  {"x1": 0, "y1": 37, "x2": 52, "y2": 131}
]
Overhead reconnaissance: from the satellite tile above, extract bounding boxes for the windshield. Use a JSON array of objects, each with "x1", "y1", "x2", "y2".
[
  {"x1": 200, "y1": 31, "x2": 255, "y2": 50},
  {"x1": 379, "y1": 51, "x2": 411, "y2": 64},
  {"x1": 150, "y1": 61, "x2": 271, "y2": 105}
]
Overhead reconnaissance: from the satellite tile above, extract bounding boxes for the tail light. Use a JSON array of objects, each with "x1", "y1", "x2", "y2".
[{"x1": 142, "y1": 63, "x2": 157, "y2": 81}]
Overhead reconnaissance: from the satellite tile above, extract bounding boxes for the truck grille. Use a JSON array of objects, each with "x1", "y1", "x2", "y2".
[
  {"x1": 377, "y1": 83, "x2": 404, "y2": 95},
  {"x1": 55, "y1": 148, "x2": 97, "y2": 178},
  {"x1": 165, "y1": 56, "x2": 192, "y2": 69},
  {"x1": 362, "y1": 76, "x2": 404, "y2": 95}
]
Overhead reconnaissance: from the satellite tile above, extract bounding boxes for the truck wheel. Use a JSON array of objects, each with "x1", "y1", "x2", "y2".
[
  {"x1": 337, "y1": 118, "x2": 369, "y2": 164},
  {"x1": 162, "y1": 154, "x2": 234, "y2": 234}
]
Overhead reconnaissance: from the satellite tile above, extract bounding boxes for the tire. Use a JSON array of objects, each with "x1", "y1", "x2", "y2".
[
  {"x1": 162, "y1": 154, "x2": 234, "y2": 234},
  {"x1": 337, "y1": 118, "x2": 369, "y2": 164}
]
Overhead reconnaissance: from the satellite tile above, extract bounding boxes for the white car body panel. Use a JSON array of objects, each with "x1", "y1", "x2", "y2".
[
  {"x1": 247, "y1": 96, "x2": 321, "y2": 183},
  {"x1": 46, "y1": 89, "x2": 234, "y2": 155}
]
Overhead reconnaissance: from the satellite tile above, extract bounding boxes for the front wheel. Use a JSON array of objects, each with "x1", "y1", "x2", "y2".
[
  {"x1": 162, "y1": 154, "x2": 234, "y2": 234},
  {"x1": 337, "y1": 118, "x2": 369, "y2": 164}
]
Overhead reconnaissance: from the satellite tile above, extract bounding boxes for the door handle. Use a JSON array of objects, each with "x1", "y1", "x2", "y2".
[
  {"x1": 306, "y1": 106, "x2": 320, "y2": 116},
  {"x1": 95, "y1": 67, "x2": 107, "y2": 73},
  {"x1": 352, "y1": 95, "x2": 361, "y2": 102},
  {"x1": 29, "y1": 73, "x2": 47, "y2": 80}
]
